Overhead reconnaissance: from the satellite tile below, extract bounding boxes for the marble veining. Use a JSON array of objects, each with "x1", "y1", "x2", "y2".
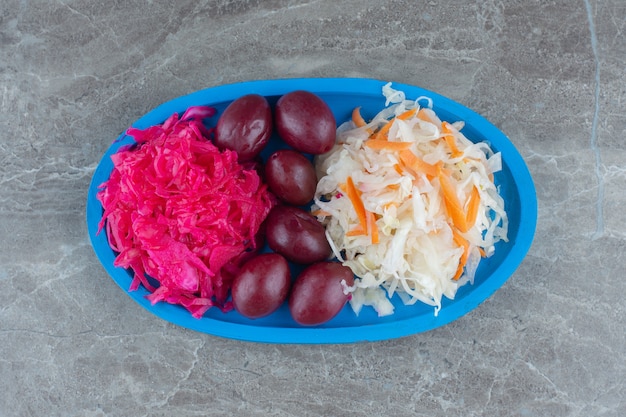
[
  {"x1": 583, "y1": 0, "x2": 605, "y2": 240},
  {"x1": 0, "y1": 1, "x2": 624, "y2": 416}
]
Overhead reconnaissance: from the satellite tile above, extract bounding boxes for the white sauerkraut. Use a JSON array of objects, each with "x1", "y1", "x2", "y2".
[{"x1": 312, "y1": 83, "x2": 508, "y2": 317}]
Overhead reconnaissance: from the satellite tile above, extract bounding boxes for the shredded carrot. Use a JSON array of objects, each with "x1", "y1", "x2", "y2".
[
  {"x1": 386, "y1": 183, "x2": 400, "y2": 190},
  {"x1": 373, "y1": 119, "x2": 393, "y2": 141},
  {"x1": 365, "y1": 139, "x2": 412, "y2": 151},
  {"x1": 452, "y1": 228, "x2": 470, "y2": 280},
  {"x1": 393, "y1": 164, "x2": 404, "y2": 175},
  {"x1": 417, "y1": 108, "x2": 432, "y2": 123},
  {"x1": 352, "y1": 106, "x2": 374, "y2": 135},
  {"x1": 464, "y1": 185, "x2": 481, "y2": 228},
  {"x1": 346, "y1": 225, "x2": 366, "y2": 237},
  {"x1": 397, "y1": 108, "x2": 417, "y2": 120},
  {"x1": 311, "y1": 209, "x2": 332, "y2": 217},
  {"x1": 345, "y1": 176, "x2": 368, "y2": 234},
  {"x1": 442, "y1": 122, "x2": 463, "y2": 158},
  {"x1": 438, "y1": 171, "x2": 469, "y2": 233},
  {"x1": 370, "y1": 108, "x2": 416, "y2": 142},
  {"x1": 352, "y1": 107, "x2": 367, "y2": 128},
  {"x1": 399, "y1": 149, "x2": 439, "y2": 178},
  {"x1": 366, "y1": 211, "x2": 379, "y2": 244}
]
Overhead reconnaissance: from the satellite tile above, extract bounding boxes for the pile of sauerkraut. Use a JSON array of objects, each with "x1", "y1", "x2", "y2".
[
  {"x1": 312, "y1": 83, "x2": 508, "y2": 317},
  {"x1": 97, "y1": 106, "x2": 275, "y2": 318}
]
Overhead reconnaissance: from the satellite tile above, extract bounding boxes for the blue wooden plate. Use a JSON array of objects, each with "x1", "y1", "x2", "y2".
[{"x1": 86, "y1": 78, "x2": 537, "y2": 343}]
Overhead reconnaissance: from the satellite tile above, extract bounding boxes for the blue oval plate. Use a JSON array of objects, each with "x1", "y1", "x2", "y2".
[{"x1": 86, "y1": 78, "x2": 537, "y2": 344}]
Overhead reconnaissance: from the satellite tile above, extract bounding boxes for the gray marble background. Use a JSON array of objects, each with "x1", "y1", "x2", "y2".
[{"x1": 1, "y1": 1, "x2": 624, "y2": 416}]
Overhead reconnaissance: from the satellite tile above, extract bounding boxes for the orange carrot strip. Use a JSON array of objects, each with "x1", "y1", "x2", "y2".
[
  {"x1": 364, "y1": 139, "x2": 412, "y2": 151},
  {"x1": 454, "y1": 259, "x2": 465, "y2": 280},
  {"x1": 417, "y1": 108, "x2": 432, "y2": 123},
  {"x1": 399, "y1": 149, "x2": 439, "y2": 178},
  {"x1": 353, "y1": 107, "x2": 374, "y2": 135},
  {"x1": 435, "y1": 160, "x2": 447, "y2": 173},
  {"x1": 452, "y1": 229, "x2": 470, "y2": 280},
  {"x1": 397, "y1": 107, "x2": 417, "y2": 120},
  {"x1": 438, "y1": 172, "x2": 469, "y2": 232},
  {"x1": 442, "y1": 122, "x2": 463, "y2": 158},
  {"x1": 371, "y1": 108, "x2": 416, "y2": 141},
  {"x1": 366, "y1": 211, "x2": 379, "y2": 244},
  {"x1": 311, "y1": 209, "x2": 332, "y2": 217},
  {"x1": 478, "y1": 247, "x2": 487, "y2": 258},
  {"x1": 345, "y1": 176, "x2": 368, "y2": 234},
  {"x1": 346, "y1": 226, "x2": 366, "y2": 237},
  {"x1": 464, "y1": 185, "x2": 481, "y2": 228},
  {"x1": 373, "y1": 119, "x2": 393, "y2": 141},
  {"x1": 352, "y1": 107, "x2": 367, "y2": 128}
]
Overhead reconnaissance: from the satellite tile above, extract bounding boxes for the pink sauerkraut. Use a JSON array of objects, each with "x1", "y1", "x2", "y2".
[{"x1": 97, "y1": 106, "x2": 275, "y2": 318}]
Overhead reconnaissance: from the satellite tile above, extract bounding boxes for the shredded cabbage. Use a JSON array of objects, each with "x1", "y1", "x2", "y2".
[
  {"x1": 313, "y1": 83, "x2": 508, "y2": 316},
  {"x1": 97, "y1": 106, "x2": 275, "y2": 318}
]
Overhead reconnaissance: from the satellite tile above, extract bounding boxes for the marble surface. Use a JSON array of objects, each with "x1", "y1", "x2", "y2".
[{"x1": 1, "y1": 0, "x2": 624, "y2": 416}]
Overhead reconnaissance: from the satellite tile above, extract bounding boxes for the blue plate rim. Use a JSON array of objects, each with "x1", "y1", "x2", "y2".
[{"x1": 86, "y1": 77, "x2": 537, "y2": 344}]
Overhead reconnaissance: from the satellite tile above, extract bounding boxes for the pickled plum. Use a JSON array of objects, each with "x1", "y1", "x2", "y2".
[
  {"x1": 214, "y1": 94, "x2": 272, "y2": 161},
  {"x1": 265, "y1": 205, "x2": 331, "y2": 264},
  {"x1": 231, "y1": 253, "x2": 291, "y2": 319},
  {"x1": 289, "y1": 262, "x2": 354, "y2": 326},
  {"x1": 275, "y1": 90, "x2": 336, "y2": 154},
  {"x1": 265, "y1": 150, "x2": 317, "y2": 206}
]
